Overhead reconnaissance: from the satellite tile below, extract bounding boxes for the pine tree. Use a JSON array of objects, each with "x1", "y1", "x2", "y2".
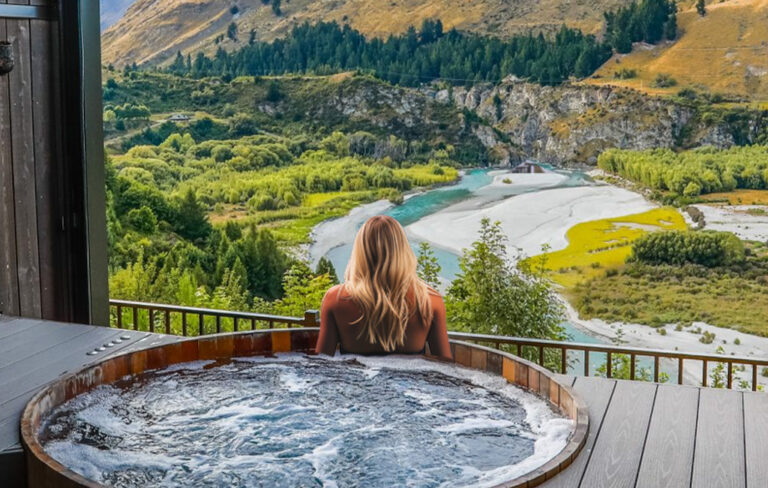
[
  {"x1": 417, "y1": 242, "x2": 441, "y2": 289},
  {"x1": 696, "y1": 0, "x2": 706, "y2": 16},
  {"x1": 174, "y1": 189, "x2": 211, "y2": 242},
  {"x1": 266, "y1": 80, "x2": 283, "y2": 102},
  {"x1": 227, "y1": 22, "x2": 238, "y2": 42},
  {"x1": 664, "y1": 4, "x2": 678, "y2": 40},
  {"x1": 446, "y1": 218, "x2": 564, "y2": 340},
  {"x1": 315, "y1": 257, "x2": 339, "y2": 285},
  {"x1": 615, "y1": 28, "x2": 633, "y2": 54}
]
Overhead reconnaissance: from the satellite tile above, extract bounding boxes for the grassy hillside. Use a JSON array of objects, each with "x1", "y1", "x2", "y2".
[
  {"x1": 588, "y1": 0, "x2": 768, "y2": 100},
  {"x1": 101, "y1": 0, "x2": 625, "y2": 67}
]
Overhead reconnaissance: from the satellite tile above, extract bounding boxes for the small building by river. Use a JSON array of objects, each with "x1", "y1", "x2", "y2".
[{"x1": 511, "y1": 162, "x2": 546, "y2": 174}]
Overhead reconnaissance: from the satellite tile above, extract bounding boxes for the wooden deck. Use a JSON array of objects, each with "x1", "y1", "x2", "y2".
[
  {"x1": 1, "y1": 316, "x2": 766, "y2": 488},
  {"x1": 543, "y1": 375, "x2": 768, "y2": 488}
]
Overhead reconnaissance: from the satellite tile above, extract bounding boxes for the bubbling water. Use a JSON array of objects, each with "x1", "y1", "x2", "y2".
[{"x1": 40, "y1": 355, "x2": 572, "y2": 488}]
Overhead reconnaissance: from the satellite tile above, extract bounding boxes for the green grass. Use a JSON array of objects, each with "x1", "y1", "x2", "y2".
[
  {"x1": 527, "y1": 208, "x2": 687, "y2": 288},
  {"x1": 531, "y1": 208, "x2": 768, "y2": 335},
  {"x1": 571, "y1": 259, "x2": 768, "y2": 336}
]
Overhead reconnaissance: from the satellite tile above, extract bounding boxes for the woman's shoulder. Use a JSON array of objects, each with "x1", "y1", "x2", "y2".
[
  {"x1": 426, "y1": 287, "x2": 446, "y2": 310},
  {"x1": 322, "y1": 284, "x2": 348, "y2": 307}
]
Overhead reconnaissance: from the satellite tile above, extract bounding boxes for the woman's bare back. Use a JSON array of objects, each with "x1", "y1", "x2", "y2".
[{"x1": 316, "y1": 284, "x2": 452, "y2": 360}]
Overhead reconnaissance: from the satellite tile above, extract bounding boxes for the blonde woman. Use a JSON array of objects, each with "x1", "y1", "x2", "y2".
[{"x1": 316, "y1": 216, "x2": 452, "y2": 360}]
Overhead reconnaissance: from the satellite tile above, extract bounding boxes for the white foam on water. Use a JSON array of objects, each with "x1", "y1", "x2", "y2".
[
  {"x1": 42, "y1": 354, "x2": 574, "y2": 488},
  {"x1": 45, "y1": 442, "x2": 181, "y2": 484},
  {"x1": 434, "y1": 416, "x2": 518, "y2": 433},
  {"x1": 306, "y1": 435, "x2": 342, "y2": 488},
  {"x1": 346, "y1": 354, "x2": 575, "y2": 484},
  {"x1": 162, "y1": 360, "x2": 216, "y2": 373}
]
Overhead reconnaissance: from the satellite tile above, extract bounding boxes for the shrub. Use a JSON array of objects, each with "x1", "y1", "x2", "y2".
[
  {"x1": 652, "y1": 73, "x2": 677, "y2": 88},
  {"x1": 126, "y1": 206, "x2": 158, "y2": 234},
  {"x1": 631, "y1": 230, "x2": 746, "y2": 268},
  {"x1": 613, "y1": 68, "x2": 637, "y2": 79},
  {"x1": 212, "y1": 145, "x2": 234, "y2": 162},
  {"x1": 699, "y1": 331, "x2": 716, "y2": 344}
]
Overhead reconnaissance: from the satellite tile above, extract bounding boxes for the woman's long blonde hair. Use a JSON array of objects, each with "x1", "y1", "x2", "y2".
[{"x1": 344, "y1": 216, "x2": 434, "y2": 351}]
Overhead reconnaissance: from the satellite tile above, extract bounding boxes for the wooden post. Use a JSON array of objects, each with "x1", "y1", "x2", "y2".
[{"x1": 304, "y1": 310, "x2": 320, "y2": 327}]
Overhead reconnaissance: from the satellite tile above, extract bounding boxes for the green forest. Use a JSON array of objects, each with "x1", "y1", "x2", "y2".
[
  {"x1": 598, "y1": 146, "x2": 768, "y2": 197},
  {"x1": 164, "y1": 0, "x2": 677, "y2": 87},
  {"x1": 106, "y1": 129, "x2": 458, "y2": 310}
]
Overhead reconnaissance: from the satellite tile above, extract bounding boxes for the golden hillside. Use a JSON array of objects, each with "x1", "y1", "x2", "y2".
[
  {"x1": 588, "y1": 0, "x2": 768, "y2": 100},
  {"x1": 102, "y1": 0, "x2": 625, "y2": 67}
]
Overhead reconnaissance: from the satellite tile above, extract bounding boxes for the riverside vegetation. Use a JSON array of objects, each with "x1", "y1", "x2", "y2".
[{"x1": 560, "y1": 145, "x2": 768, "y2": 336}]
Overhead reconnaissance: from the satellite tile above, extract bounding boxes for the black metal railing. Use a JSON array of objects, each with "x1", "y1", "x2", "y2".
[
  {"x1": 109, "y1": 300, "x2": 768, "y2": 391},
  {"x1": 109, "y1": 299, "x2": 319, "y2": 336}
]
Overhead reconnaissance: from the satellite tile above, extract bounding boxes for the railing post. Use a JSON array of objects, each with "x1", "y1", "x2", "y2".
[
  {"x1": 132, "y1": 307, "x2": 138, "y2": 331},
  {"x1": 116, "y1": 305, "x2": 122, "y2": 329},
  {"x1": 199, "y1": 314, "x2": 204, "y2": 336},
  {"x1": 753, "y1": 365, "x2": 758, "y2": 392},
  {"x1": 630, "y1": 354, "x2": 636, "y2": 381},
  {"x1": 216, "y1": 316, "x2": 221, "y2": 334},
  {"x1": 561, "y1": 347, "x2": 567, "y2": 375},
  {"x1": 584, "y1": 351, "x2": 590, "y2": 377},
  {"x1": 182, "y1": 312, "x2": 187, "y2": 337},
  {"x1": 304, "y1": 310, "x2": 320, "y2": 327},
  {"x1": 727, "y1": 362, "x2": 733, "y2": 390},
  {"x1": 702, "y1": 360, "x2": 708, "y2": 387},
  {"x1": 251, "y1": 318, "x2": 256, "y2": 331},
  {"x1": 678, "y1": 358, "x2": 684, "y2": 385},
  {"x1": 148, "y1": 309, "x2": 155, "y2": 333},
  {"x1": 164, "y1": 310, "x2": 171, "y2": 335},
  {"x1": 538, "y1": 345, "x2": 544, "y2": 366},
  {"x1": 606, "y1": 352, "x2": 613, "y2": 379}
]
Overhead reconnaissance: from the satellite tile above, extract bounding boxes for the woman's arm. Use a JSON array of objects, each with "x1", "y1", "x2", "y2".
[
  {"x1": 315, "y1": 287, "x2": 340, "y2": 356},
  {"x1": 427, "y1": 296, "x2": 452, "y2": 361}
]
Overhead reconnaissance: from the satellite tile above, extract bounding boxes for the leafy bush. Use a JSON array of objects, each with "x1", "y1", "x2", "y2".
[
  {"x1": 631, "y1": 230, "x2": 745, "y2": 268},
  {"x1": 652, "y1": 73, "x2": 677, "y2": 88},
  {"x1": 613, "y1": 68, "x2": 637, "y2": 80}
]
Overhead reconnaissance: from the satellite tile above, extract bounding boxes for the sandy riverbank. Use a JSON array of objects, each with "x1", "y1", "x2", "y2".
[
  {"x1": 565, "y1": 303, "x2": 768, "y2": 388},
  {"x1": 308, "y1": 199, "x2": 394, "y2": 267},
  {"x1": 407, "y1": 177, "x2": 654, "y2": 260},
  {"x1": 692, "y1": 204, "x2": 768, "y2": 242}
]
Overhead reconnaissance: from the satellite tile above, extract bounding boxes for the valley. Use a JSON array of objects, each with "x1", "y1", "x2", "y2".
[{"x1": 99, "y1": 1, "x2": 768, "y2": 387}]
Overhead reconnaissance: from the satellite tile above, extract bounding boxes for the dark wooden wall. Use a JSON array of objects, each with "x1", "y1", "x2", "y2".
[
  {"x1": 0, "y1": 0, "x2": 63, "y2": 320},
  {"x1": 0, "y1": 0, "x2": 108, "y2": 325}
]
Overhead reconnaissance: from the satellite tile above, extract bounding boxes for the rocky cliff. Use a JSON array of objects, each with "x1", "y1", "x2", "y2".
[{"x1": 434, "y1": 80, "x2": 760, "y2": 165}]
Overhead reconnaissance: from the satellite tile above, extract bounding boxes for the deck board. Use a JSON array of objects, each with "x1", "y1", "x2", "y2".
[
  {"x1": 635, "y1": 384, "x2": 699, "y2": 488},
  {"x1": 578, "y1": 381, "x2": 657, "y2": 488},
  {"x1": 0, "y1": 318, "x2": 153, "y2": 453},
  {"x1": 542, "y1": 377, "x2": 616, "y2": 488},
  {"x1": 0, "y1": 317, "x2": 41, "y2": 340},
  {"x1": 691, "y1": 388, "x2": 746, "y2": 488},
  {"x1": 742, "y1": 391, "x2": 768, "y2": 488}
]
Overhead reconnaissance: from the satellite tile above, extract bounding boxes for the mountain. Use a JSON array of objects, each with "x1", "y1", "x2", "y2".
[
  {"x1": 101, "y1": 0, "x2": 625, "y2": 67},
  {"x1": 100, "y1": 0, "x2": 136, "y2": 32},
  {"x1": 588, "y1": 0, "x2": 768, "y2": 100}
]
